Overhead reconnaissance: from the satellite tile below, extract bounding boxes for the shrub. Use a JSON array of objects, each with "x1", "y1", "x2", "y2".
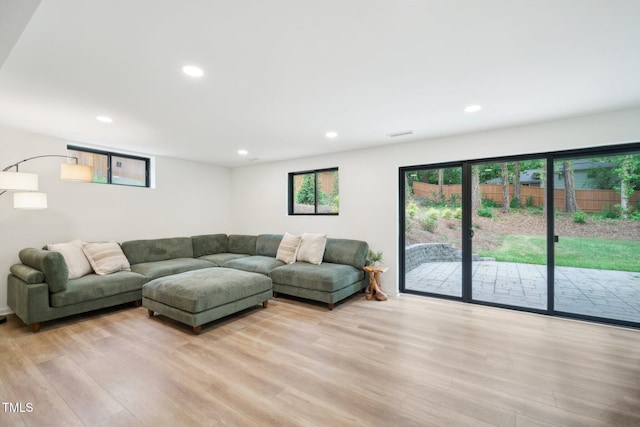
[
  {"x1": 477, "y1": 206, "x2": 494, "y2": 218},
  {"x1": 525, "y1": 196, "x2": 535, "y2": 208},
  {"x1": 602, "y1": 204, "x2": 619, "y2": 219},
  {"x1": 418, "y1": 216, "x2": 437, "y2": 232},
  {"x1": 630, "y1": 210, "x2": 640, "y2": 221},
  {"x1": 426, "y1": 208, "x2": 439, "y2": 220},
  {"x1": 453, "y1": 207, "x2": 462, "y2": 219},
  {"x1": 441, "y1": 208, "x2": 453, "y2": 219},
  {"x1": 407, "y1": 201, "x2": 418, "y2": 218},
  {"x1": 573, "y1": 211, "x2": 586, "y2": 224},
  {"x1": 510, "y1": 197, "x2": 521, "y2": 209},
  {"x1": 482, "y1": 198, "x2": 497, "y2": 208}
]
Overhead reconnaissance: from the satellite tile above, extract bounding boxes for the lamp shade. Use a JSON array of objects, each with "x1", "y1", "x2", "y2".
[
  {"x1": 14, "y1": 192, "x2": 48, "y2": 209},
  {"x1": 60, "y1": 163, "x2": 93, "y2": 182},
  {"x1": 0, "y1": 171, "x2": 39, "y2": 191}
]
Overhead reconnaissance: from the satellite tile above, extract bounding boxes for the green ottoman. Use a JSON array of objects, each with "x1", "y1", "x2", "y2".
[{"x1": 142, "y1": 267, "x2": 272, "y2": 334}]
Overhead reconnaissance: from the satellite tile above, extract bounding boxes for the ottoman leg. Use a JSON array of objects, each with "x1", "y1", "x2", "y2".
[
  {"x1": 147, "y1": 309, "x2": 154, "y2": 317},
  {"x1": 193, "y1": 325, "x2": 202, "y2": 335},
  {"x1": 262, "y1": 301, "x2": 268, "y2": 308}
]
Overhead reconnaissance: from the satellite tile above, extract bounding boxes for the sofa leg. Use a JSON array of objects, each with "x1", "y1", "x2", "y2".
[
  {"x1": 193, "y1": 325, "x2": 202, "y2": 335},
  {"x1": 327, "y1": 303, "x2": 334, "y2": 310},
  {"x1": 31, "y1": 322, "x2": 41, "y2": 333},
  {"x1": 273, "y1": 291, "x2": 279, "y2": 298},
  {"x1": 134, "y1": 299, "x2": 142, "y2": 307},
  {"x1": 147, "y1": 309, "x2": 154, "y2": 317},
  {"x1": 262, "y1": 301, "x2": 268, "y2": 308}
]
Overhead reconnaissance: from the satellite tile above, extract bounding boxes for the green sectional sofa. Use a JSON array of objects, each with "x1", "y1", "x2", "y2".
[{"x1": 7, "y1": 234, "x2": 369, "y2": 333}]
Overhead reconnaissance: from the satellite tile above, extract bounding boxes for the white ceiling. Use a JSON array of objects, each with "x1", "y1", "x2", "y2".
[{"x1": 1, "y1": 0, "x2": 640, "y2": 167}]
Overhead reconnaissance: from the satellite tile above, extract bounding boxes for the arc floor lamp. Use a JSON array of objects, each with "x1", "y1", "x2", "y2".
[{"x1": 0, "y1": 154, "x2": 93, "y2": 209}]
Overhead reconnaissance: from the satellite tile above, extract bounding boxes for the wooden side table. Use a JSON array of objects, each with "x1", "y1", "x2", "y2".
[{"x1": 364, "y1": 265, "x2": 388, "y2": 301}]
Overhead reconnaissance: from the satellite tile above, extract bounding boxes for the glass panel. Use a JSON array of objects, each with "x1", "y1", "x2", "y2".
[
  {"x1": 554, "y1": 153, "x2": 640, "y2": 323},
  {"x1": 293, "y1": 173, "x2": 316, "y2": 214},
  {"x1": 404, "y1": 167, "x2": 463, "y2": 297},
  {"x1": 111, "y1": 155, "x2": 147, "y2": 186},
  {"x1": 317, "y1": 169, "x2": 339, "y2": 213},
  {"x1": 68, "y1": 149, "x2": 108, "y2": 183},
  {"x1": 471, "y1": 159, "x2": 548, "y2": 310}
]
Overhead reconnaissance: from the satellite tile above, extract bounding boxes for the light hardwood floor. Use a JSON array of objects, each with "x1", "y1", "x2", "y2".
[{"x1": 1, "y1": 293, "x2": 639, "y2": 426}]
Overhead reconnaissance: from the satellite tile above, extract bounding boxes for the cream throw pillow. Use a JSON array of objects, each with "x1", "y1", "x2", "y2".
[
  {"x1": 47, "y1": 240, "x2": 93, "y2": 279},
  {"x1": 82, "y1": 241, "x2": 131, "y2": 275},
  {"x1": 276, "y1": 233, "x2": 301, "y2": 264},
  {"x1": 296, "y1": 233, "x2": 327, "y2": 265}
]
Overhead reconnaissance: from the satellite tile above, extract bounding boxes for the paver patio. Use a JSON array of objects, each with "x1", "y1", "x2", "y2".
[{"x1": 405, "y1": 260, "x2": 640, "y2": 323}]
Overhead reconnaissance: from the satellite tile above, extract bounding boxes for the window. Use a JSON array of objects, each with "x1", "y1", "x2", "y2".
[
  {"x1": 288, "y1": 168, "x2": 339, "y2": 215},
  {"x1": 67, "y1": 145, "x2": 150, "y2": 187}
]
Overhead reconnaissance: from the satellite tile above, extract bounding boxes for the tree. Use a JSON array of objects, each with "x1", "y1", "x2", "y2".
[
  {"x1": 501, "y1": 162, "x2": 510, "y2": 213},
  {"x1": 472, "y1": 165, "x2": 481, "y2": 213},
  {"x1": 513, "y1": 161, "x2": 521, "y2": 208},
  {"x1": 563, "y1": 160, "x2": 578, "y2": 213},
  {"x1": 437, "y1": 168, "x2": 444, "y2": 203},
  {"x1": 617, "y1": 154, "x2": 640, "y2": 219},
  {"x1": 295, "y1": 174, "x2": 315, "y2": 205}
]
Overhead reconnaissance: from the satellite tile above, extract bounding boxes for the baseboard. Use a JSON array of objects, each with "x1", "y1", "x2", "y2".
[{"x1": 0, "y1": 306, "x2": 13, "y2": 316}]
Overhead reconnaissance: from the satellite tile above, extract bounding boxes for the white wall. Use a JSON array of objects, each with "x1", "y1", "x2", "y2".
[
  {"x1": 230, "y1": 107, "x2": 640, "y2": 296},
  {"x1": 0, "y1": 127, "x2": 232, "y2": 314}
]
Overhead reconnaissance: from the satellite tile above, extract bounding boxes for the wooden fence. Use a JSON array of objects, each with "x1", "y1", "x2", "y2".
[{"x1": 412, "y1": 182, "x2": 640, "y2": 213}]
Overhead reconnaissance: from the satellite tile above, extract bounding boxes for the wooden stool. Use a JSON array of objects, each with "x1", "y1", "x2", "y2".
[{"x1": 364, "y1": 265, "x2": 388, "y2": 301}]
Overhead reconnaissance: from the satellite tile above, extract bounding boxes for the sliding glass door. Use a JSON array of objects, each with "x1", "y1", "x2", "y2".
[
  {"x1": 470, "y1": 159, "x2": 548, "y2": 311},
  {"x1": 403, "y1": 166, "x2": 463, "y2": 298},
  {"x1": 553, "y1": 152, "x2": 640, "y2": 323},
  {"x1": 400, "y1": 142, "x2": 640, "y2": 328}
]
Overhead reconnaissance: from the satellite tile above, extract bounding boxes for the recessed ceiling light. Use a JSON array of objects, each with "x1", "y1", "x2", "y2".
[
  {"x1": 325, "y1": 131, "x2": 338, "y2": 139},
  {"x1": 96, "y1": 115, "x2": 113, "y2": 123},
  {"x1": 182, "y1": 65, "x2": 204, "y2": 77},
  {"x1": 238, "y1": 149, "x2": 248, "y2": 155},
  {"x1": 464, "y1": 105, "x2": 482, "y2": 113}
]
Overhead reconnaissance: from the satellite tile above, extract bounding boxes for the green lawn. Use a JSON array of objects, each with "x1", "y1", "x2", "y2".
[{"x1": 481, "y1": 235, "x2": 640, "y2": 271}]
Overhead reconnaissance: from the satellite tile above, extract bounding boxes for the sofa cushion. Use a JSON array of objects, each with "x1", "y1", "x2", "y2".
[
  {"x1": 198, "y1": 253, "x2": 249, "y2": 266},
  {"x1": 51, "y1": 271, "x2": 146, "y2": 307},
  {"x1": 222, "y1": 256, "x2": 285, "y2": 276},
  {"x1": 131, "y1": 258, "x2": 214, "y2": 280},
  {"x1": 227, "y1": 235, "x2": 257, "y2": 255},
  {"x1": 121, "y1": 237, "x2": 194, "y2": 265},
  {"x1": 297, "y1": 233, "x2": 327, "y2": 265},
  {"x1": 192, "y1": 234, "x2": 228, "y2": 257},
  {"x1": 10, "y1": 263, "x2": 45, "y2": 284},
  {"x1": 19, "y1": 248, "x2": 68, "y2": 293},
  {"x1": 47, "y1": 240, "x2": 93, "y2": 279},
  {"x1": 270, "y1": 262, "x2": 364, "y2": 292},
  {"x1": 143, "y1": 267, "x2": 272, "y2": 313},
  {"x1": 323, "y1": 238, "x2": 369, "y2": 269},
  {"x1": 276, "y1": 233, "x2": 301, "y2": 264},
  {"x1": 82, "y1": 242, "x2": 131, "y2": 275},
  {"x1": 256, "y1": 234, "x2": 283, "y2": 257}
]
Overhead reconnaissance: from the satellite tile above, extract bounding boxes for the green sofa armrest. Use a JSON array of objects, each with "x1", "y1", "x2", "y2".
[{"x1": 18, "y1": 248, "x2": 68, "y2": 292}]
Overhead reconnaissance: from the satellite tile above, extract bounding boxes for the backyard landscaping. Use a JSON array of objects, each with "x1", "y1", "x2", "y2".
[{"x1": 405, "y1": 207, "x2": 640, "y2": 271}]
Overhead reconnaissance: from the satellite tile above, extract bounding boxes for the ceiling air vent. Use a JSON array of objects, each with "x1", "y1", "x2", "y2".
[{"x1": 388, "y1": 130, "x2": 413, "y2": 138}]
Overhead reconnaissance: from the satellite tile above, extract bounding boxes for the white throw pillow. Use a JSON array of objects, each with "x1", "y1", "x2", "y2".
[
  {"x1": 276, "y1": 233, "x2": 302, "y2": 264},
  {"x1": 82, "y1": 241, "x2": 131, "y2": 275},
  {"x1": 296, "y1": 233, "x2": 327, "y2": 265},
  {"x1": 47, "y1": 240, "x2": 93, "y2": 279}
]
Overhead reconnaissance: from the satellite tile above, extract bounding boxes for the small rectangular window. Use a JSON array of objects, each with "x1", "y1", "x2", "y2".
[
  {"x1": 289, "y1": 168, "x2": 339, "y2": 215},
  {"x1": 67, "y1": 145, "x2": 150, "y2": 187}
]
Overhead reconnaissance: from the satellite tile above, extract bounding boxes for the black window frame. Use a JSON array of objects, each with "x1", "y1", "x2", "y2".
[
  {"x1": 288, "y1": 167, "x2": 339, "y2": 215},
  {"x1": 67, "y1": 144, "x2": 150, "y2": 188}
]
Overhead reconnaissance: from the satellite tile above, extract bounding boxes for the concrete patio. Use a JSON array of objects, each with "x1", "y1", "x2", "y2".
[{"x1": 406, "y1": 260, "x2": 640, "y2": 323}]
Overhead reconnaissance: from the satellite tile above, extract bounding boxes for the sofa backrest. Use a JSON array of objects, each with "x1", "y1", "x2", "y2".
[
  {"x1": 256, "y1": 234, "x2": 283, "y2": 257},
  {"x1": 19, "y1": 248, "x2": 68, "y2": 293},
  {"x1": 121, "y1": 237, "x2": 194, "y2": 265},
  {"x1": 192, "y1": 234, "x2": 228, "y2": 257},
  {"x1": 323, "y1": 238, "x2": 369, "y2": 269},
  {"x1": 227, "y1": 235, "x2": 257, "y2": 255}
]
